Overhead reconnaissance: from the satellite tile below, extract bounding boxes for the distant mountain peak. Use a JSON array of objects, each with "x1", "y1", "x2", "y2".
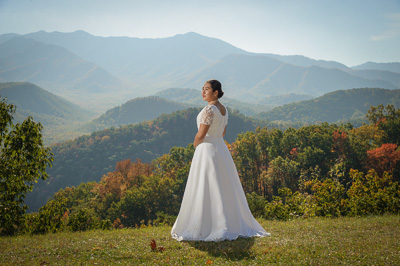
[
  {"x1": 72, "y1": 30, "x2": 91, "y2": 35},
  {"x1": 352, "y1": 62, "x2": 400, "y2": 74},
  {"x1": 180, "y1": 31, "x2": 203, "y2": 36},
  {"x1": 170, "y1": 31, "x2": 217, "y2": 41}
]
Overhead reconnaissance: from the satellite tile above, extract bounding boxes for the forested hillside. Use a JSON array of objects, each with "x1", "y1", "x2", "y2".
[
  {"x1": 155, "y1": 88, "x2": 274, "y2": 116},
  {"x1": 0, "y1": 82, "x2": 94, "y2": 144},
  {"x1": 256, "y1": 88, "x2": 400, "y2": 123},
  {"x1": 26, "y1": 107, "x2": 267, "y2": 211},
  {"x1": 81, "y1": 96, "x2": 189, "y2": 132},
  {"x1": 23, "y1": 104, "x2": 400, "y2": 235},
  {"x1": 0, "y1": 82, "x2": 91, "y2": 120},
  {"x1": 256, "y1": 93, "x2": 314, "y2": 106}
]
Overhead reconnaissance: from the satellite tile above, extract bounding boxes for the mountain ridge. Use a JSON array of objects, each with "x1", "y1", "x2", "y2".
[
  {"x1": 255, "y1": 88, "x2": 400, "y2": 123},
  {"x1": 0, "y1": 82, "x2": 92, "y2": 121},
  {"x1": 0, "y1": 82, "x2": 95, "y2": 144},
  {"x1": 21, "y1": 30, "x2": 248, "y2": 85},
  {"x1": 1, "y1": 30, "x2": 399, "y2": 110},
  {"x1": 154, "y1": 88, "x2": 276, "y2": 116},
  {"x1": 0, "y1": 36, "x2": 135, "y2": 111},
  {"x1": 352, "y1": 62, "x2": 400, "y2": 73},
  {"x1": 180, "y1": 54, "x2": 399, "y2": 101},
  {"x1": 81, "y1": 96, "x2": 190, "y2": 132}
]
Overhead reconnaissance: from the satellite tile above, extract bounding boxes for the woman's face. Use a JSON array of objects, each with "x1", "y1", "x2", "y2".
[{"x1": 202, "y1": 82, "x2": 218, "y2": 102}]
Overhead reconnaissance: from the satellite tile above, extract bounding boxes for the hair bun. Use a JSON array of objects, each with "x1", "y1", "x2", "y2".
[{"x1": 207, "y1": 79, "x2": 224, "y2": 98}]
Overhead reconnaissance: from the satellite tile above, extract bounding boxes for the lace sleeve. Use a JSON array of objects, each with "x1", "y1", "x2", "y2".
[{"x1": 200, "y1": 105, "x2": 214, "y2": 125}]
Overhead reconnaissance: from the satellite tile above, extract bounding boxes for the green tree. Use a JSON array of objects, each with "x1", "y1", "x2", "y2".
[
  {"x1": 231, "y1": 131, "x2": 263, "y2": 194},
  {"x1": 265, "y1": 156, "x2": 300, "y2": 199},
  {"x1": 347, "y1": 124, "x2": 385, "y2": 172},
  {"x1": 367, "y1": 104, "x2": 400, "y2": 145},
  {"x1": 347, "y1": 169, "x2": 400, "y2": 215},
  {"x1": 0, "y1": 97, "x2": 53, "y2": 235}
]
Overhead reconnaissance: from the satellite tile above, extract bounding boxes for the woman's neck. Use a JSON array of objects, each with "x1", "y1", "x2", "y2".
[{"x1": 209, "y1": 99, "x2": 219, "y2": 105}]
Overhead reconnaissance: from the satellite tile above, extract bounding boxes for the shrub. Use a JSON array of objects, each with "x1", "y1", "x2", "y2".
[
  {"x1": 264, "y1": 196, "x2": 291, "y2": 220},
  {"x1": 153, "y1": 211, "x2": 177, "y2": 226},
  {"x1": 68, "y1": 209, "x2": 100, "y2": 232},
  {"x1": 23, "y1": 197, "x2": 68, "y2": 234},
  {"x1": 347, "y1": 169, "x2": 400, "y2": 215},
  {"x1": 246, "y1": 192, "x2": 267, "y2": 218},
  {"x1": 305, "y1": 178, "x2": 347, "y2": 217}
]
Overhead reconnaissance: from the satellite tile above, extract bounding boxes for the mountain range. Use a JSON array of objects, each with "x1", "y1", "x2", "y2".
[
  {"x1": 0, "y1": 30, "x2": 399, "y2": 112},
  {"x1": 2, "y1": 29, "x2": 400, "y2": 214},
  {"x1": 21, "y1": 84, "x2": 400, "y2": 212},
  {"x1": 178, "y1": 54, "x2": 399, "y2": 101},
  {"x1": 255, "y1": 88, "x2": 400, "y2": 123},
  {"x1": 352, "y1": 62, "x2": 400, "y2": 73},
  {"x1": 0, "y1": 82, "x2": 90, "y2": 120},
  {"x1": 4, "y1": 81, "x2": 400, "y2": 145},
  {"x1": 81, "y1": 96, "x2": 189, "y2": 132},
  {"x1": 4, "y1": 82, "x2": 400, "y2": 212},
  {"x1": 154, "y1": 88, "x2": 276, "y2": 115}
]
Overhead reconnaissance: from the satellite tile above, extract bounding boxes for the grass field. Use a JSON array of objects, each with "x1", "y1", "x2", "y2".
[{"x1": 0, "y1": 215, "x2": 399, "y2": 265}]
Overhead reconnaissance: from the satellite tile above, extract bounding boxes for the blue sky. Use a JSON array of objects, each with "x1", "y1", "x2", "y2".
[{"x1": 1, "y1": 0, "x2": 399, "y2": 66}]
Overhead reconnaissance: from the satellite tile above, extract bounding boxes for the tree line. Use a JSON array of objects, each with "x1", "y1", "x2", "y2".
[
  {"x1": 27, "y1": 106, "x2": 268, "y2": 212},
  {"x1": 1, "y1": 96, "x2": 400, "y2": 235}
]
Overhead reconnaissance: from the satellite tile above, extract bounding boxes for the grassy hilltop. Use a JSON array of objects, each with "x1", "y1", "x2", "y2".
[{"x1": 1, "y1": 215, "x2": 399, "y2": 265}]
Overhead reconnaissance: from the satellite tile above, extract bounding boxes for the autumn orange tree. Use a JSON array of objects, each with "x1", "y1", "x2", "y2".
[{"x1": 365, "y1": 143, "x2": 400, "y2": 179}]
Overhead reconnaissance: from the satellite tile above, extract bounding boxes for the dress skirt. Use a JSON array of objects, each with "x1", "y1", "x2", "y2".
[{"x1": 171, "y1": 135, "x2": 269, "y2": 241}]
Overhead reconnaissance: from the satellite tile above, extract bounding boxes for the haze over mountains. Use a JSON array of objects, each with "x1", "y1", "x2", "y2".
[
  {"x1": 1, "y1": 30, "x2": 399, "y2": 112},
  {"x1": 0, "y1": 82, "x2": 90, "y2": 121},
  {"x1": 2, "y1": 30, "x2": 400, "y2": 212}
]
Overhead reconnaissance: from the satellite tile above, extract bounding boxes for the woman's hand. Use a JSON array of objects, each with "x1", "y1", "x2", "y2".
[{"x1": 194, "y1": 124, "x2": 210, "y2": 148}]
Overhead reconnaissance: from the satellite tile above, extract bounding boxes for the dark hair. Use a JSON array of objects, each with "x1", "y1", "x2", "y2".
[{"x1": 207, "y1": 79, "x2": 224, "y2": 98}]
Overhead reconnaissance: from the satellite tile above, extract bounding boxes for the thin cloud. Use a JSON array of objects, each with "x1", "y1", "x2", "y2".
[{"x1": 371, "y1": 13, "x2": 400, "y2": 41}]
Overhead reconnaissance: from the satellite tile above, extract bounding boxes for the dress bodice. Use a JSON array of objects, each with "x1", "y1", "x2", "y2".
[{"x1": 196, "y1": 105, "x2": 228, "y2": 137}]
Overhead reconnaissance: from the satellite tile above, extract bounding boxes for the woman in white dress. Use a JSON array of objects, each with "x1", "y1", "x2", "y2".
[{"x1": 171, "y1": 80, "x2": 269, "y2": 241}]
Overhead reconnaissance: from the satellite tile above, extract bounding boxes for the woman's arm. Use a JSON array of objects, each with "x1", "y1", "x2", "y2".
[
  {"x1": 194, "y1": 124, "x2": 211, "y2": 148},
  {"x1": 223, "y1": 126, "x2": 226, "y2": 137}
]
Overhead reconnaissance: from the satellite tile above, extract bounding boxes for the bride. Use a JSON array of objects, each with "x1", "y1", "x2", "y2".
[{"x1": 171, "y1": 79, "x2": 269, "y2": 241}]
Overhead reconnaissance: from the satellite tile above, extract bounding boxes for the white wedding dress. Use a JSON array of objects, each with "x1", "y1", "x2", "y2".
[{"x1": 171, "y1": 104, "x2": 269, "y2": 241}]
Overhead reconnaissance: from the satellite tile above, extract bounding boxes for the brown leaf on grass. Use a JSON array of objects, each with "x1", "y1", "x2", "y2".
[
  {"x1": 150, "y1": 239, "x2": 166, "y2": 252},
  {"x1": 92, "y1": 247, "x2": 103, "y2": 251},
  {"x1": 206, "y1": 258, "x2": 213, "y2": 264},
  {"x1": 264, "y1": 246, "x2": 273, "y2": 254},
  {"x1": 150, "y1": 239, "x2": 157, "y2": 251}
]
